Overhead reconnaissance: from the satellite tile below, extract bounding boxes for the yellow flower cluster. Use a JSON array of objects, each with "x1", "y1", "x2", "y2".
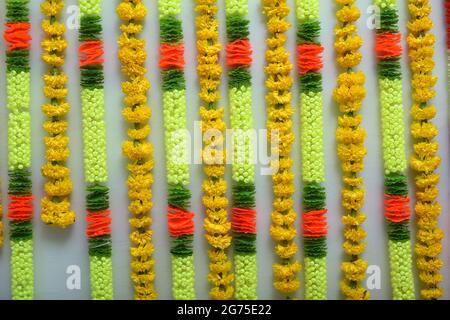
[
  {"x1": 196, "y1": 0, "x2": 233, "y2": 300},
  {"x1": 40, "y1": 0, "x2": 75, "y2": 228},
  {"x1": 117, "y1": 0, "x2": 156, "y2": 300},
  {"x1": 407, "y1": 0, "x2": 443, "y2": 300},
  {"x1": 263, "y1": 0, "x2": 300, "y2": 297},
  {"x1": 334, "y1": 0, "x2": 369, "y2": 300}
]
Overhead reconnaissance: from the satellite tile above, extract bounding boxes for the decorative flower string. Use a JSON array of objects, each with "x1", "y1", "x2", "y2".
[
  {"x1": 4, "y1": 0, "x2": 34, "y2": 300},
  {"x1": 195, "y1": 0, "x2": 234, "y2": 300},
  {"x1": 79, "y1": 0, "x2": 113, "y2": 300},
  {"x1": 374, "y1": 0, "x2": 415, "y2": 300},
  {"x1": 333, "y1": 0, "x2": 369, "y2": 300},
  {"x1": 158, "y1": 0, "x2": 196, "y2": 300},
  {"x1": 263, "y1": 0, "x2": 300, "y2": 298},
  {"x1": 446, "y1": 1, "x2": 450, "y2": 103},
  {"x1": 117, "y1": 0, "x2": 156, "y2": 300},
  {"x1": 296, "y1": 0, "x2": 328, "y2": 300},
  {"x1": 40, "y1": 0, "x2": 75, "y2": 228},
  {"x1": 407, "y1": 0, "x2": 444, "y2": 300},
  {"x1": 225, "y1": 0, "x2": 257, "y2": 300}
]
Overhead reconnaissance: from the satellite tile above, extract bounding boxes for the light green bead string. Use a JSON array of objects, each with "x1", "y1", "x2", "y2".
[
  {"x1": 81, "y1": 88, "x2": 108, "y2": 183},
  {"x1": 300, "y1": 91, "x2": 325, "y2": 183},
  {"x1": 163, "y1": 89, "x2": 189, "y2": 186},
  {"x1": 11, "y1": 239, "x2": 34, "y2": 300},
  {"x1": 230, "y1": 86, "x2": 255, "y2": 184},
  {"x1": 90, "y1": 255, "x2": 113, "y2": 300},
  {"x1": 159, "y1": 0, "x2": 181, "y2": 17},
  {"x1": 172, "y1": 255, "x2": 196, "y2": 300},
  {"x1": 80, "y1": 0, "x2": 101, "y2": 16},
  {"x1": 388, "y1": 240, "x2": 415, "y2": 300},
  {"x1": 374, "y1": 0, "x2": 396, "y2": 9},
  {"x1": 225, "y1": 0, "x2": 248, "y2": 16},
  {"x1": 235, "y1": 254, "x2": 257, "y2": 300},
  {"x1": 7, "y1": 71, "x2": 31, "y2": 170},
  {"x1": 297, "y1": 0, "x2": 319, "y2": 21},
  {"x1": 304, "y1": 257, "x2": 326, "y2": 300},
  {"x1": 380, "y1": 78, "x2": 407, "y2": 174}
]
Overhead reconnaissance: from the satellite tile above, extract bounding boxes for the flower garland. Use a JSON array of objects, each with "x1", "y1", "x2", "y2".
[
  {"x1": 195, "y1": 0, "x2": 234, "y2": 300},
  {"x1": 79, "y1": 0, "x2": 113, "y2": 300},
  {"x1": 225, "y1": 0, "x2": 257, "y2": 300},
  {"x1": 263, "y1": 0, "x2": 300, "y2": 298},
  {"x1": 158, "y1": 0, "x2": 196, "y2": 300},
  {"x1": 447, "y1": 1, "x2": 450, "y2": 91},
  {"x1": 40, "y1": 0, "x2": 75, "y2": 228},
  {"x1": 374, "y1": 0, "x2": 415, "y2": 300},
  {"x1": 117, "y1": 0, "x2": 156, "y2": 300},
  {"x1": 333, "y1": 0, "x2": 369, "y2": 300},
  {"x1": 296, "y1": 0, "x2": 328, "y2": 300},
  {"x1": 4, "y1": 0, "x2": 34, "y2": 300},
  {"x1": 407, "y1": 0, "x2": 444, "y2": 300}
]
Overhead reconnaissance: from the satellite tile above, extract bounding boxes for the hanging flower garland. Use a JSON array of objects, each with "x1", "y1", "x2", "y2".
[
  {"x1": 447, "y1": 1, "x2": 450, "y2": 91},
  {"x1": 79, "y1": 0, "x2": 113, "y2": 300},
  {"x1": 263, "y1": 0, "x2": 300, "y2": 298},
  {"x1": 407, "y1": 0, "x2": 444, "y2": 300},
  {"x1": 333, "y1": 0, "x2": 369, "y2": 300},
  {"x1": 296, "y1": 0, "x2": 328, "y2": 300},
  {"x1": 158, "y1": 0, "x2": 196, "y2": 300},
  {"x1": 117, "y1": 0, "x2": 156, "y2": 300},
  {"x1": 195, "y1": 0, "x2": 234, "y2": 300},
  {"x1": 40, "y1": 0, "x2": 75, "y2": 228},
  {"x1": 4, "y1": 0, "x2": 34, "y2": 300},
  {"x1": 374, "y1": 0, "x2": 415, "y2": 300},
  {"x1": 225, "y1": 0, "x2": 257, "y2": 300}
]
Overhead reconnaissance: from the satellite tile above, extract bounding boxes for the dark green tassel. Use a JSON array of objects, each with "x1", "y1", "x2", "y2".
[
  {"x1": 229, "y1": 67, "x2": 251, "y2": 89},
  {"x1": 162, "y1": 69, "x2": 185, "y2": 91},
  {"x1": 160, "y1": 16, "x2": 183, "y2": 43},
  {"x1": 297, "y1": 20, "x2": 320, "y2": 43},
  {"x1": 226, "y1": 14, "x2": 249, "y2": 42},
  {"x1": 79, "y1": 15, "x2": 102, "y2": 41},
  {"x1": 168, "y1": 184, "x2": 191, "y2": 210},
  {"x1": 86, "y1": 183, "x2": 110, "y2": 212},
  {"x1": 303, "y1": 182, "x2": 326, "y2": 211},
  {"x1": 9, "y1": 169, "x2": 32, "y2": 196},
  {"x1": 171, "y1": 235, "x2": 194, "y2": 256}
]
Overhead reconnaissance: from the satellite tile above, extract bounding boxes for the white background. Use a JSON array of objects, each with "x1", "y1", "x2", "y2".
[{"x1": 0, "y1": 0, "x2": 449, "y2": 300}]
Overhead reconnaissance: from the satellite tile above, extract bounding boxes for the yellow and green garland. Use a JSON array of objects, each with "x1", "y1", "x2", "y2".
[
  {"x1": 263, "y1": 0, "x2": 301, "y2": 298},
  {"x1": 333, "y1": 0, "x2": 369, "y2": 300},
  {"x1": 40, "y1": 0, "x2": 75, "y2": 228},
  {"x1": 195, "y1": 0, "x2": 234, "y2": 300},
  {"x1": 117, "y1": 0, "x2": 156, "y2": 300},
  {"x1": 407, "y1": 0, "x2": 444, "y2": 300}
]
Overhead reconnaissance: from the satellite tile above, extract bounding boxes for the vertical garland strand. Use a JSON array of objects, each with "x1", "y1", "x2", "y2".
[
  {"x1": 79, "y1": 0, "x2": 113, "y2": 300},
  {"x1": 195, "y1": 0, "x2": 234, "y2": 300},
  {"x1": 374, "y1": 0, "x2": 415, "y2": 299},
  {"x1": 158, "y1": 0, "x2": 196, "y2": 300},
  {"x1": 296, "y1": 0, "x2": 328, "y2": 300},
  {"x1": 447, "y1": 1, "x2": 450, "y2": 92},
  {"x1": 263, "y1": 0, "x2": 301, "y2": 298},
  {"x1": 333, "y1": 0, "x2": 369, "y2": 300},
  {"x1": 4, "y1": 0, "x2": 34, "y2": 300},
  {"x1": 117, "y1": 0, "x2": 156, "y2": 300},
  {"x1": 225, "y1": 0, "x2": 257, "y2": 300},
  {"x1": 40, "y1": 0, "x2": 75, "y2": 228},
  {"x1": 407, "y1": 0, "x2": 444, "y2": 300}
]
